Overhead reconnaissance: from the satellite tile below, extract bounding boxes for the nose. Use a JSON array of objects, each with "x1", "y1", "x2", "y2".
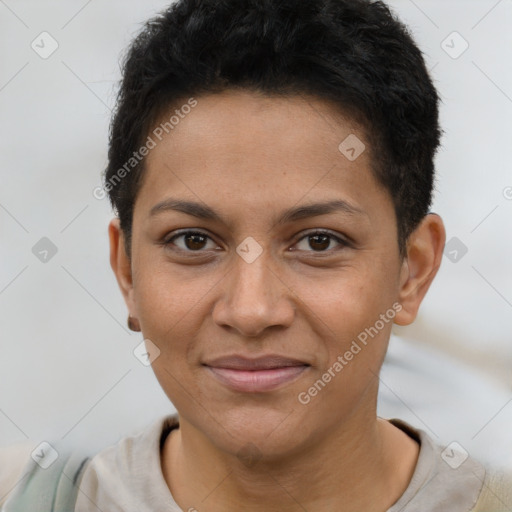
[{"x1": 211, "y1": 248, "x2": 295, "y2": 338}]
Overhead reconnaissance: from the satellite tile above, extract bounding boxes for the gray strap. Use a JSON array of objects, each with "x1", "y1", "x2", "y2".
[{"x1": 2, "y1": 449, "x2": 90, "y2": 512}]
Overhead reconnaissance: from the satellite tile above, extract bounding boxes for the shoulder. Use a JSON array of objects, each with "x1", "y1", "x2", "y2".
[
  {"x1": 0, "y1": 415, "x2": 179, "y2": 512},
  {"x1": 387, "y1": 418, "x2": 487, "y2": 511},
  {"x1": 389, "y1": 417, "x2": 512, "y2": 512},
  {"x1": 471, "y1": 467, "x2": 512, "y2": 512},
  {"x1": 80, "y1": 414, "x2": 177, "y2": 476},
  {"x1": 75, "y1": 414, "x2": 179, "y2": 511}
]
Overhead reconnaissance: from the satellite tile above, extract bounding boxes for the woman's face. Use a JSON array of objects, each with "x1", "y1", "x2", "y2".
[{"x1": 116, "y1": 89, "x2": 407, "y2": 458}]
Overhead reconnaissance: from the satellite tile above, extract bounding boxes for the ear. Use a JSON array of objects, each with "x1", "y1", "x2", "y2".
[
  {"x1": 108, "y1": 218, "x2": 136, "y2": 318},
  {"x1": 394, "y1": 213, "x2": 446, "y2": 326}
]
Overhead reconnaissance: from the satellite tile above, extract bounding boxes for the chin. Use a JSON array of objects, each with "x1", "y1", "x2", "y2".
[{"x1": 205, "y1": 405, "x2": 311, "y2": 458}]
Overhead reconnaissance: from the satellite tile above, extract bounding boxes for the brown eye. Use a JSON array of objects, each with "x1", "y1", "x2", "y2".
[
  {"x1": 294, "y1": 230, "x2": 347, "y2": 252},
  {"x1": 165, "y1": 231, "x2": 217, "y2": 252}
]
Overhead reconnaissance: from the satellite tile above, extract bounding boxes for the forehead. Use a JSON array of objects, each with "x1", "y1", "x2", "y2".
[
  {"x1": 134, "y1": 89, "x2": 391, "y2": 226},
  {"x1": 148, "y1": 89, "x2": 366, "y2": 161}
]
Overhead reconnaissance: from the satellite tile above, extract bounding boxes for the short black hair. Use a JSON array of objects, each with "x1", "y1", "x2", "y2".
[{"x1": 104, "y1": 0, "x2": 441, "y2": 259}]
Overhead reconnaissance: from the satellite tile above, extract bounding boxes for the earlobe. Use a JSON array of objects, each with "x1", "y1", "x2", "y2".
[
  {"x1": 108, "y1": 218, "x2": 136, "y2": 315},
  {"x1": 394, "y1": 214, "x2": 446, "y2": 326}
]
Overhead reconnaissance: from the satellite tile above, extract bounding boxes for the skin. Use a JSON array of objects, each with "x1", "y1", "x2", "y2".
[{"x1": 109, "y1": 89, "x2": 446, "y2": 511}]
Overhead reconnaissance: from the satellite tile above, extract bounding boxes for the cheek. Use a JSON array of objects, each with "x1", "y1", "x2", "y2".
[
  {"x1": 133, "y1": 266, "x2": 211, "y2": 408},
  {"x1": 132, "y1": 262, "x2": 212, "y2": 360},
  {"x1": 295, "y1": 279, "x2": 396, "y2": 421},
  {"x1": 300, "y1": 260, "x2": 399, "y2": 383},
  {"x1": 303, "y1": 262, "x2": 398, "y2": 335},
  {"x1": 134, "y1": 245, "x2": 219, "y2": 324}
]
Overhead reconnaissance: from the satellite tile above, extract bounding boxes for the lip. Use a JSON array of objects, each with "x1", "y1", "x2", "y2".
[{"x1": 203, "y1": 355, "x2": 310, "y2": 393}]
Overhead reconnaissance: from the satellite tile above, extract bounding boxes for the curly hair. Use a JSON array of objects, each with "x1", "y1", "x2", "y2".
[{"x1": 104, "y1": 0, "x2": 441, "y2": 259}]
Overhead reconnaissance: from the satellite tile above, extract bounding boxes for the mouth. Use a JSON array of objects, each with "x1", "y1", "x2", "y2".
[{"x1": 203, "y1": 355, "x2": 310, "y2": 393}]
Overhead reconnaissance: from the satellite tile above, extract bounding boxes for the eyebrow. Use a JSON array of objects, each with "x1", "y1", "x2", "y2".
[{"x1": 149, "y1": 198, "x2": 366, "y2": 226}]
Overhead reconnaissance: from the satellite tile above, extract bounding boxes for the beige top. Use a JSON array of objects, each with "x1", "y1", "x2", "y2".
[
  {"x1": 73, "y1": 415, "x2": 497, "y2": 512},
  {"x1": 2, "y1": 414, "x2": 511, "y2": 511}
]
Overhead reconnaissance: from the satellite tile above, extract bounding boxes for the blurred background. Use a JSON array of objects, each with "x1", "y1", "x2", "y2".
[{"x1": 1, "y1": 0, "x2": 511, "y2": 471}]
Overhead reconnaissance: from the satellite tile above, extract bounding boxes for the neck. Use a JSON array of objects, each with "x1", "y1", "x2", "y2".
[{"x1": 162, "y1": 405, "x2": 419, "y2": 512}]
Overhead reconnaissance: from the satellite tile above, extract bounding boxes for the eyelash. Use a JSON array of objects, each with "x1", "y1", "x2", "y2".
[{"x1": 162, "y1": 229, "x2": 350, "y2": 255}]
